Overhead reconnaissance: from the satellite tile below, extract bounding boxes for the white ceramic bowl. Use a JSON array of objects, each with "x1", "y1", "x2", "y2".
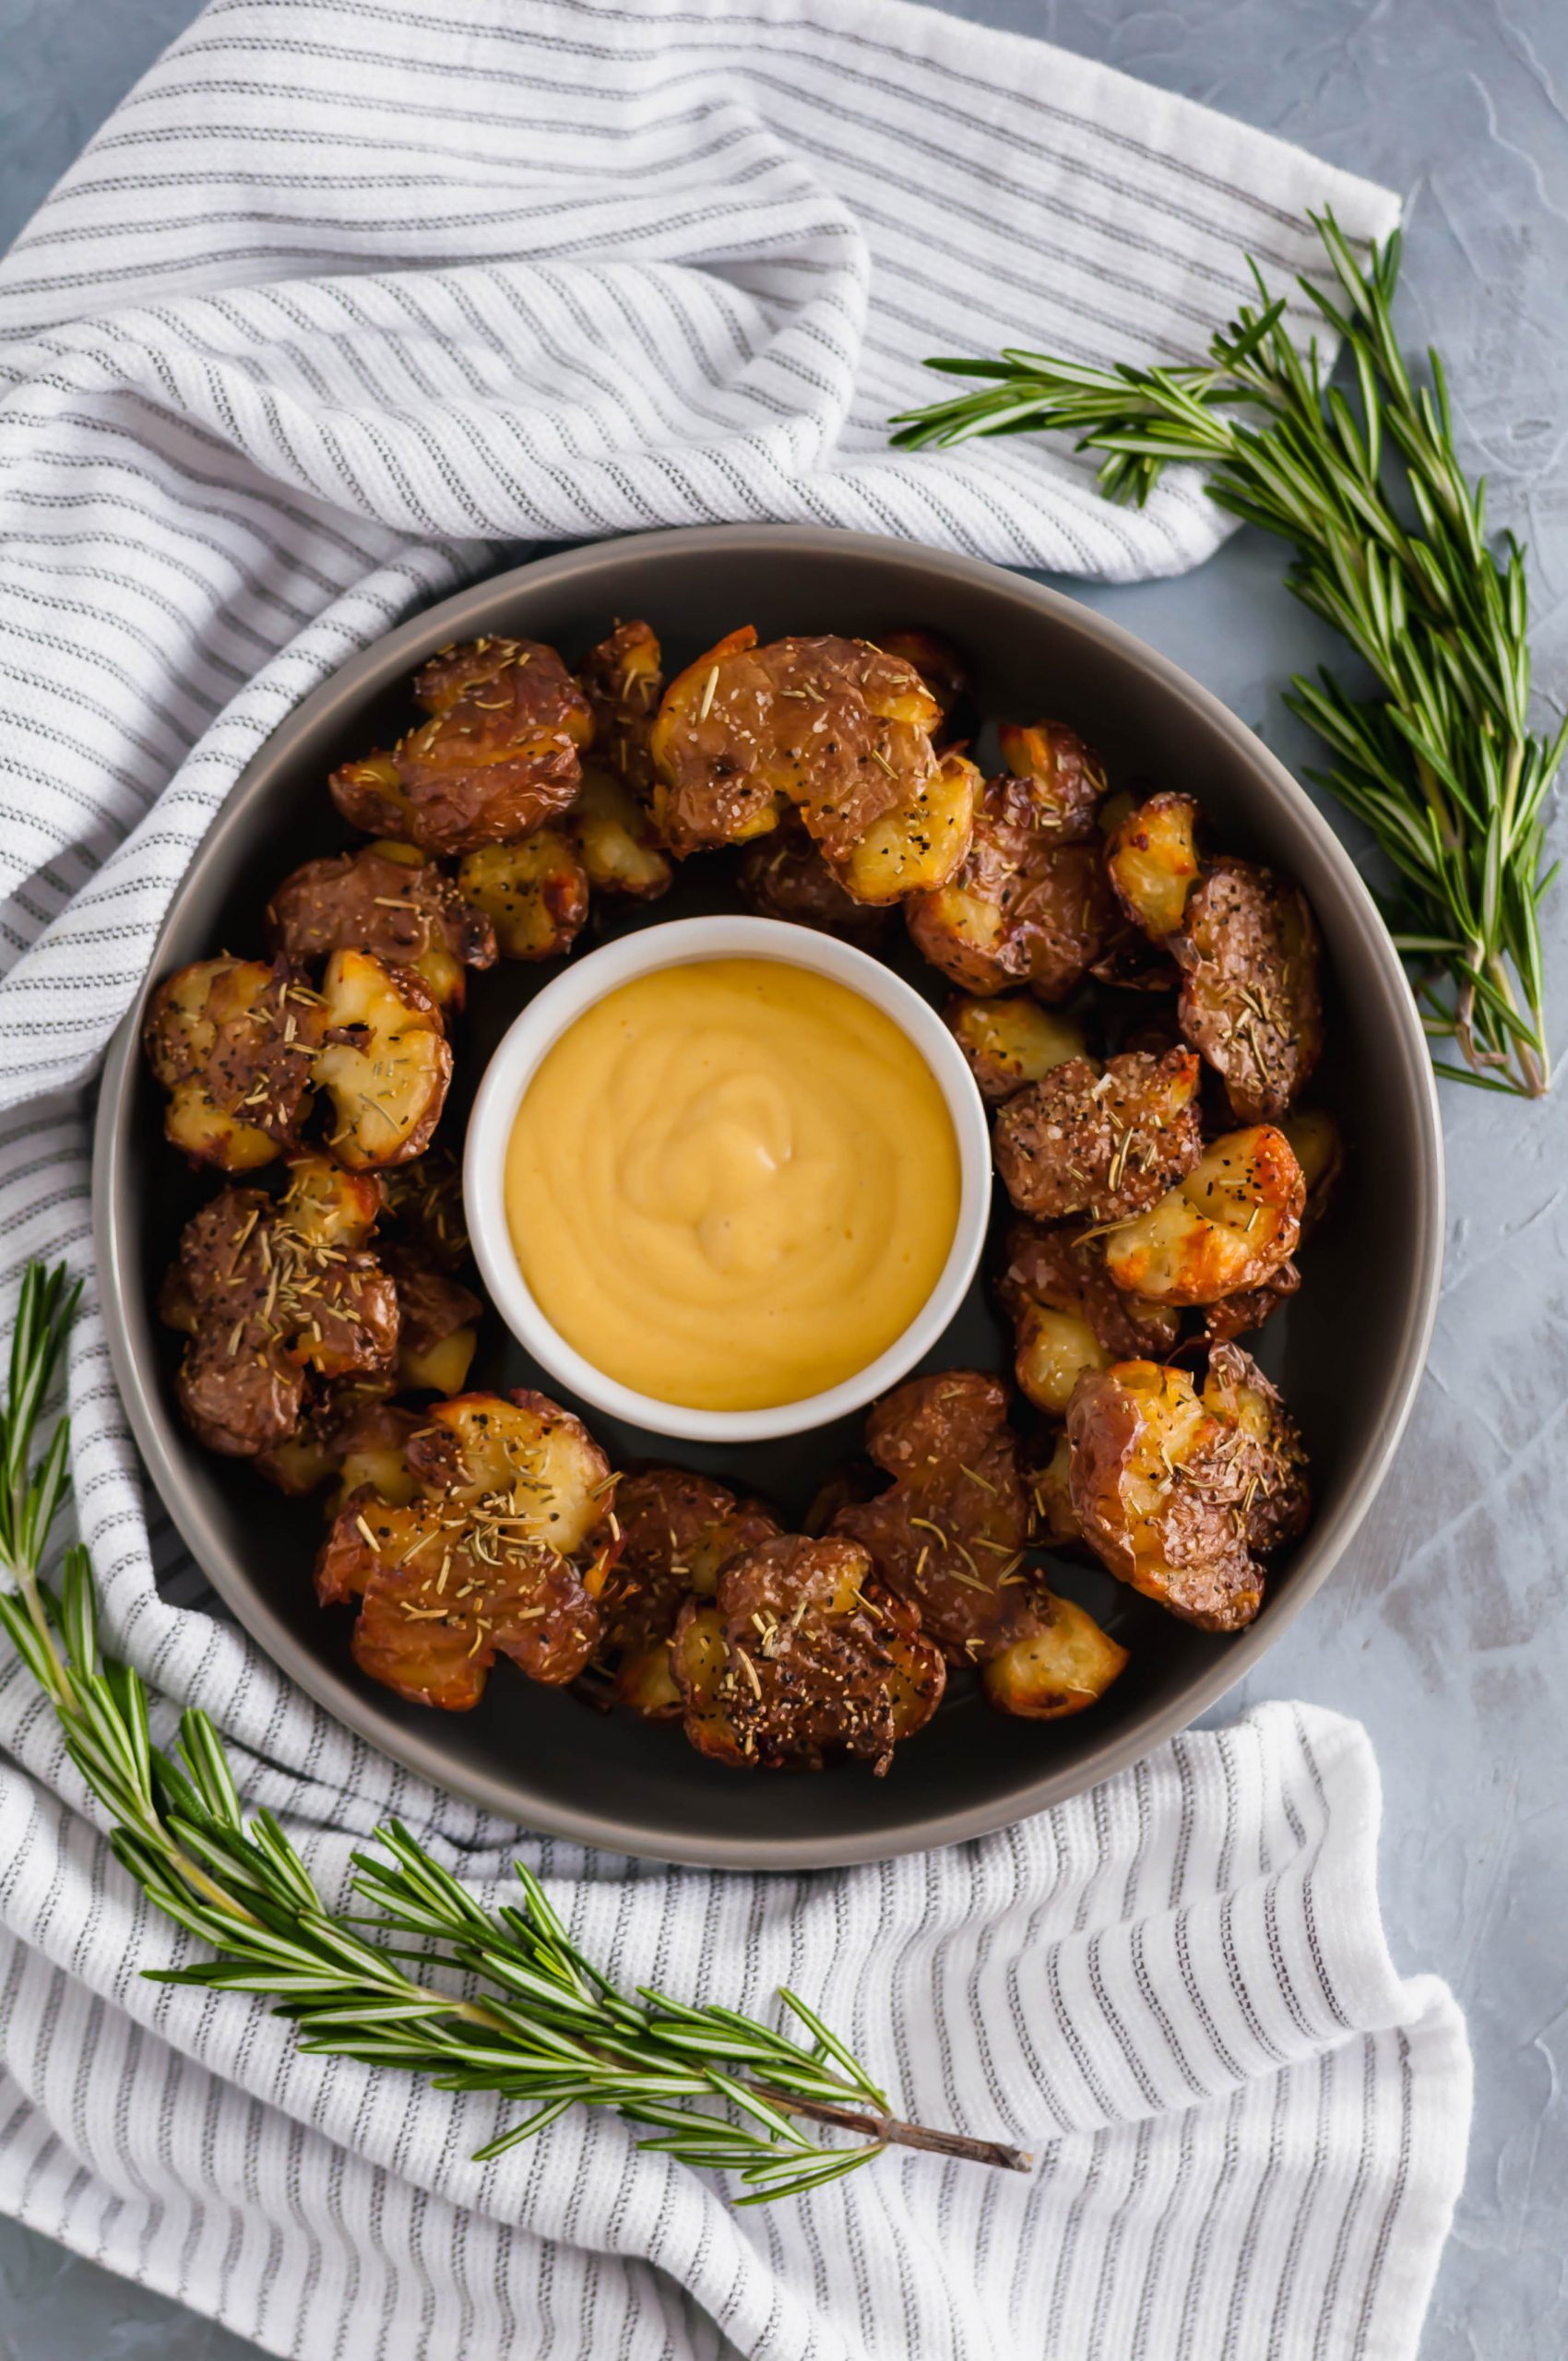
[{"x1": 462, "y1": 914, "x2": 992, "y2": 1442}]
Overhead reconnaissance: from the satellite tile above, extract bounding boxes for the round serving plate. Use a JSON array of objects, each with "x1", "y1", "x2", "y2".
[{"x1": 93, "y1": 525, "x2": 1443, "y2": 1869}]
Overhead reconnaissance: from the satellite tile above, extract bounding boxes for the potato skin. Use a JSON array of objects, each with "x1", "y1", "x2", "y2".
[
  {"x1": 1201, "y1": 1261, "x2": 1301, "y2": 1344},
  {"x1": 906, "y1": 772, "x2": 1118, "y2": 999},
  {"x1": 738, "y1": 814, "x2": 891, "y2": 944},
  {"x1": 577, "y1": 619, "x2": 662, "y2": 800},
  {"x1": 1102, "y1": 1125, "x2": 1304, "y2": 1306},
  {"x1": 1066, "y1": 1360, "x2": 1264, "y2": 1631},
  {"x1": 330, "y1": 637, "x2": 591, "y2": 855},
  {"x1": 878, "y1": 628, "x2": 969, "y2": 736},
  {"x1": 993, "y1": 1050, "x2": 1203, "y2": 1224},
  {"x1": 980, "y1": 1592, "x2": 1127, "y2": 1719},
  {"x1": 831, "y1": 1370, "x2": 1038, "y2": 1664},
  {"x1": 143, "y1": 956, "x2": 323, "y2": 1172},
  {"x1": 1174, "y1": 858, "x2": 1324, "y2": 1121},
  {"x1": 264, "y1": 843, "x2": 494, "y2": 1011},
  {"x1": 828, "y1": 747, "x2": 979, "y2": 908},
  {"x1": 457, "y1": 831, "x2": 589, "y2": 959},
  {"x1": 999, "y1": 1219, "x2": 1180, "y2": 1416},
  {"x1": 1201, "y1": 1342, "x2": 1311, "y2": 1552},
  {"x1": 649, "y1": 629, "x2": 941, "y2": 860},
  {"x1": 993, "y1": 718, "x2": 1108, "y2": 843},
  {"x1": 597, "y1": 1467, "x2": 780, "y2": 1719},
  {"x1": 671, "y1": 1535, "x2": 944, "y2": 1773},
  {"x1": 945, "y1": 994, "x2": 1085, "y2": 1103}
]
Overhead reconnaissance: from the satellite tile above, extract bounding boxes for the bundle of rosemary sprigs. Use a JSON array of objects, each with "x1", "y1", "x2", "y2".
[
  {"x1": 0, "y1": 1264, "x2": 1027, "y2": 2206},
  {"x1": 892, "y1": 210, "x2": 1563, "y2": 1099}
]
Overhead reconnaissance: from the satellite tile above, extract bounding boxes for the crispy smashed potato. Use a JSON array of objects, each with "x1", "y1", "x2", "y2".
[
  {"x1": 980, "y1": 1592, "x2": 1127, "y2": 1719},
  {"x1": 577, "y1": 620, "x2": 662, "y2": 799},
  {"x1": 1281, "y1": 1106, "x2": 1344, "y2": 1235},
  {"x1": 738, "y1": 814, "x2": 891, "y2": 943},
  {"x1": 1102, "y1": 1125, "x2": 1304, "y2": 1305},
  {"x1": 1201, "y1": 1342, "x2": 1310, "y2": 1551},
  {"x1": 457, "y1": 829, "x2": 589, "y2": 959},
  {"x1": 160, "y1": 1157, "x2": 398, "y2": 1457},
  {"x1": 906, "y1": 770, "x2": 1119, "y2": 998},
  {"x1": 1106, "y1": 792, "x2": 1202, "y2": 943},
  {"x1": 878, "y1": 628, "x2": 969, "y2": 736},
  {"x1": 378, "y1": 1145, "x2": 468, "y2": 1267},
  {"x1": 992, "y1": 1050, "x2": 1203, "y2": 1223},
  {"x1": 649, "y1": 628, "x2": 942, "y2": 860},
  {"x1": 384, "y1": 1248, "x2": 481, "y2": 1394},
  {"x1": 1174, "y1": 859, "x2": 1324, "y2": 1121},
  {"x1": 1024, "y1": 1428, "x2": 1080, "y2": 1548},
  {"x1": 945, "y1": 994, "x2": 1085, "y2": 1103},
  {"x1": 595, "y1": 1467, "x2": 780, "y2": 1719},
  {"x1": 671, "y1": 1535, "x2": 944, "y2": 1773},
  {"x1": 1067, "y1": 1360, "x2": 1265, "y2": 1631},
  {"x1": 144, "y1": 956, "x2": 324, "y2": 1172},
  {"x1": 568, "y1": 769, "x2": 672, "y2": 901},
  {"x1": 1202, "y1": 1260, "x2": 1301, "y2": 1344},
  {"x1": 264, "y1": 842, "x2": 495, "y2": 1012},
  {"x1": 829, "y1": 746, "x2": 980, "y2": 907},
  {"x1": 999, "y1": 1219, "x2": 1181, "y2": 1417},
  {"x1": 314, "y1": 948, "x2": 452, "y2": 1169},
  {"x1": 315, "y1": 1389, "x2": 617, "y2": 1709},
  {"x1": 330, "y1": 638, "x2": 591, "y2": 855},
  {"x1": 257, "y1": 1395, "x2": 422, "y2": 1508},
  {"x1": 994, "y1": 719, "x2": 1108, "y2": 843}
]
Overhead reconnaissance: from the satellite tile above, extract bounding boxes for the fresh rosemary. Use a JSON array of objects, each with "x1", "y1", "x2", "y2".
[
  {"x1": 0, "y1": 1264, "x2": 1027, "y2": 2204},
  {"x1": 892, "y1": 210, "x2": 1564, "y2": 1098}
]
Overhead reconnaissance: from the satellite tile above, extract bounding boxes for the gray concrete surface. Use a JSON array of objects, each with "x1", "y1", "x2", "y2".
[{"x1": 2, "y1": 0, "x2": 1565, "y2": 2354}]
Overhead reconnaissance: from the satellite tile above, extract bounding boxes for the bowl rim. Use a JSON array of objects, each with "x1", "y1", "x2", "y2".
[
  {"x1": 92, "y1": 521, "x2": 1445, "y2": 1869},
  {"x1": 462, "y1": 913, "x2": 992, "y2": 1443}
]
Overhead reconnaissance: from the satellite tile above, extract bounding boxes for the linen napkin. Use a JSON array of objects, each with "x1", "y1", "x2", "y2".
[{"x1": 0, "y1": 0, "x2": 1467, "y2": 2355}]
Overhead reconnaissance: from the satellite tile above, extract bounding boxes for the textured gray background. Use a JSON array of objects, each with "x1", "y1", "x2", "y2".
[{"x1": 2, "y1": 1, "x2": 1565, "y2": 2355}]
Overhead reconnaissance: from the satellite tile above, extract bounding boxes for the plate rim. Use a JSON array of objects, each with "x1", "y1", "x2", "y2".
[{"x1": 92, "y1": 522, "x2": 1445, "y2": 1869}]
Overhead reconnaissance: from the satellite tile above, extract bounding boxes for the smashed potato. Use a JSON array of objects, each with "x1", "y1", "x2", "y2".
[
  {"x1": 595, "y1": 1467, "x2": 780, "y2": 1719},
  {"x1": 257, "y1": 1395, "x2": 422, "y2": 1508},
  {"x1": 1024, "y1": 1428, "x2": 1080, "y2": 1548},
  {"x1": 992, "y1": 1050, "x2": 1203, "y2": 1223},
  {"x1": 1174, "y1": 859, "x2": 1324, "y2": 1121},
  {"x1": 384, "y1": 1248, "x2": 481, "y2": 1394},
  {"x1": 1102, "y1": 1125, "x2": 1304, "y2": 1305},
  {"x1": 314, "y1": 948, "x2": 452, "y2": 1169},
  {"x1": 877, "y1": 628, "x2": 969, "y2": 736},
  {"x1": 144, "y1": 956, "x2": 324, "y2": 1172},
  {"x1": 1282, "y1": 1106, "x2": 1344, "y2": 1235},
  {"x1": 377, "y1": 1145, "x2": 468, "y2": 1268},
  {"x1": 457, "y1": 830, "x2": 589, "y2": 959},
  {"x1": 264, "y1": 842, "x2": 495, "y2": 1012},
  {"x1": 999, "y1": 1219, "x2": 1180, "y2": 1417},
  {"x1": 316, "y1": 1390, "x2": 617, "y2": 1709},
  {"x1": 993, "y1": 718, "x2": 1108, "y2": 844},
  {"x1": 671, "y1": 1535, "x2": 944, "y2": 1773},
  {"x1": 1202, "y1": 1260, "x2": 1301, "y2": 1345},
  {"x1": 577, "y1": 619, "x2": 662, "y2": 799},
  {"x1": 1067, "y1": 1360, "x2": 1265, "y2": 1631},
  {"x1": 568, "y1": 769, "x2": 671, "y2": 901},
  {"x1": 945, "y1": 994, "x2": 1085, "y2": 1104},
  {"x1": 160, "y1": 1157, "x2": 398, "y2": 1457},
  {"x1": 1105, "y1": 792, "x2": 1202, "y2": 942},
  {"x1": 1202, "y1": 1342, "x2": 1310, "y2": 1552},
  {"x1": 906, "y1": 770, "x2": 1119, "y2": 998},
  {"x1": 330, "y1": 637, "x2": 591, "y2": 855},
  {"x1": 738, "y1": 814, "x2": 891, "y2": 943},
  {"x1": 830, "y1": 747, "x2": 980, "y2": 908},
  {"x1": 980, "y1": 1592, "x2": 1127, "y2": 1719},
  {"x1": 649, "y1": 628, "x2": 942, "y2": 860}
]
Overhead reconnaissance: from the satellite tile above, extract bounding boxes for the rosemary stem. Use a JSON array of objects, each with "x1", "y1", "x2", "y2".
[{"x1": 749, "y1": 2086, "x2": 1033, "y2": 2173}]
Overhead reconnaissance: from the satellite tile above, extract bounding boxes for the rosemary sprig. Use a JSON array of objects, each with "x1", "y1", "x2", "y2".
[
  {"x1": 892, "y1": 209, "x2": 1564, "y2": 1098},
  {"x1": 0, "y1": 1264, "x2": 1028, "y2": 2203}
]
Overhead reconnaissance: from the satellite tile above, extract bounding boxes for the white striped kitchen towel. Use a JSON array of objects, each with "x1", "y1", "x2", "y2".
[{"x1": 0, "y1": 0, "x2": 1468, "y2": 2355}]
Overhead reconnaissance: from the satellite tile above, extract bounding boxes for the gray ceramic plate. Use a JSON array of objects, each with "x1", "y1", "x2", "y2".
[{"x1": 93, "y1": 526, "x2": 1443, "y2": 1868}]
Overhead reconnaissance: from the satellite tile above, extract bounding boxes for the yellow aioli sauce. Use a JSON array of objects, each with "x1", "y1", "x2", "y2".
[{"x1": 505, "y1": 958, "x2": 960, "y2": 1412}]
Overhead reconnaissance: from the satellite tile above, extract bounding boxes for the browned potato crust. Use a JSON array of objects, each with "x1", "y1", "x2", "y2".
[
  {"x1": 737, "y1": 814, "x2": 891, "y2": 944},
  {"x1": 377, "y1": 1145, "x2": 468, "y2": 1267},
  {"x1": 829, "y1": 747, "x2": 979, "y2": 908},
  {"x1": 999, "y1": 1219, "x2": 1181, "y2": 1417},
  {"x1": 1201, "y1": 1261, "x2": 1301, "y2": 1344},
  {"x1": 994, "y1": 719, "x2": 1108, "y2": 843},
  {"x1": 945, "y1": 994, "x2": 1085, "y2": 1103},
  {"x1": 802, "y1": 1459, "x2": 883, "y2": 1536},
  {"x1": 257, "y1": 1395, "x2": 422, "y2": 1507},
  {"x1": 383, "y1": 1247, "x2": 481, "y2": 1394},
  {"x1": 315, "y1": 1389, "x2": 616, "y2": 1709},
  {"x1": 315, "y1": 948, "x2": 452, "y2": 1169},
  {"x1": 671, "y1": 1535, "x2": 944, "y2": 1772},
  {"x1": 457, "y1": 830, "x2": 589, "y2": 959},
  {"x1": 1066, "y1": 1360, "x2": 1264, "y2": 1631},
  {"x1": 1102, "y1": 1125, "x2": 1304, "y2": 1305},
  {"x1": 878, "y1": 628, "x2": 969, "y2": 735},
  {"x1": 264, "y1": 843, "x2": 495, "y2": 1012},
  {"x1": 831, "y1": 1370, "x2": 1036, "y2": 1664},
  {"x1": 980, "y1": 1593, "x2": 1127, "y2": 1718},
  {"x1": 1105, "y1": 792, "x2": 1202, "y2": 942},
  {"x1": 1201, "y1": 1342, "x2": 1311, "y2": 1553},
  {"x1": 162, "y1": 1157, "x2": 398, "y2": 1458},
  {"x1": 648, "y1": 628, "x2": 942, "y2": 860},
  {"x1": 596, "y1": 1467, "x2": 780, "y2": 1719},
  {"x1": 992, "y1": 1050, "x2": 1202, "y2": 1223},
  {"x1": 906, "y1": 770, "x2": 1118, "y2": 999},
  {"x1": 576, "y1": 619, "x2": 662, "y2": 799},
  {"x1": 1023, "y1": 1428, "x2": 1080, "y2": 1548},
  {"x1": 144, "y1": 956, "x2": 324, "y2": 1172},
  {"x1": 1174, "y1": 859, "x2": 1324, "y2": 1121},
  {"x1": 330, "y1": 638, "x2": 591, "y2": 855}
]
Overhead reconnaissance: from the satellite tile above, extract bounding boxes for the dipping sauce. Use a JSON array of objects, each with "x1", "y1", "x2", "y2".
[{"x1": 505, "y1": 957, "x2": 960, "y2": 1412}]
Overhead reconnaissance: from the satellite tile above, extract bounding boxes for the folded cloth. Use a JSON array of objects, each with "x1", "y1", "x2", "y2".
[{"x1": 0, "y1": 1, "x2": 1465, "y2": 2355}]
